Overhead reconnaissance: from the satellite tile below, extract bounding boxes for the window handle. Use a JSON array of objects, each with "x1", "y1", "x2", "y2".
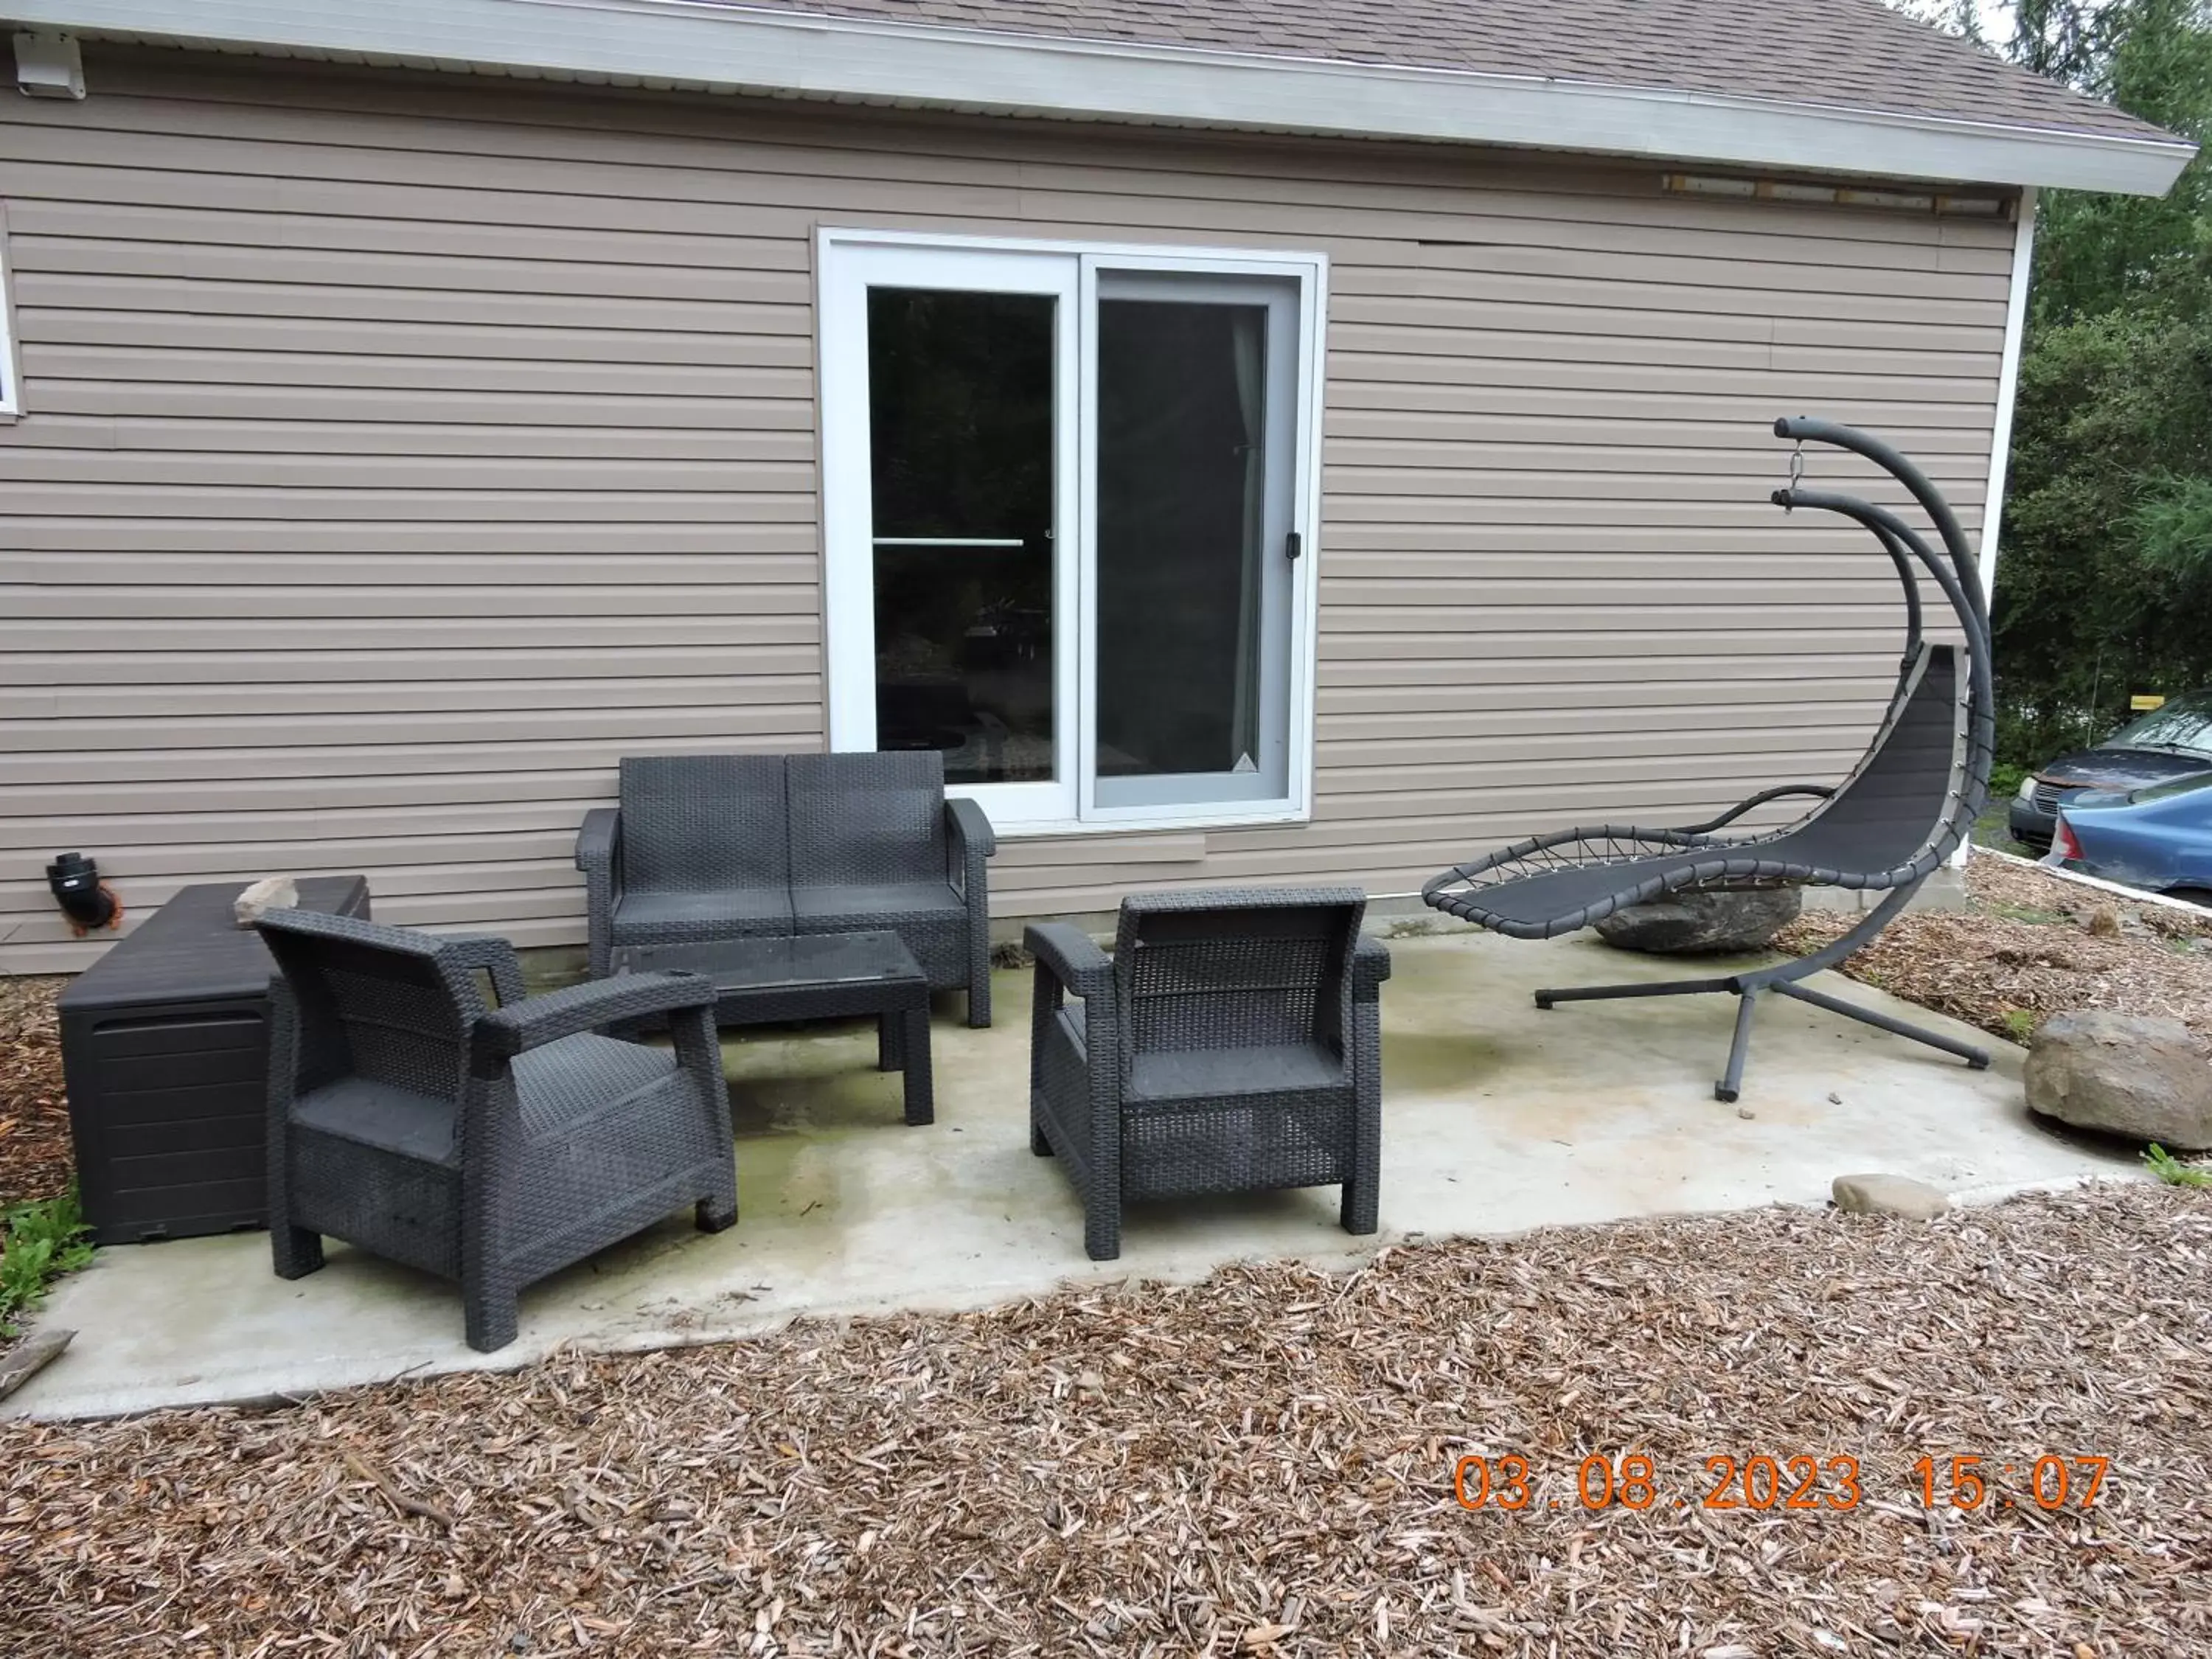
[{"x1": 1285, "y1": 531, "x2": 1303, "y2": 563}]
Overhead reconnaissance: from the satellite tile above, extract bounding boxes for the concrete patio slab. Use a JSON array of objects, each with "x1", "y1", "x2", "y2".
[{"x1": 4, "y1": 928, "x2": 2138, "y2": 1420}]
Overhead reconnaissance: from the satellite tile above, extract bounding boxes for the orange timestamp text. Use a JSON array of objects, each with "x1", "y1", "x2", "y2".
[{"x1": 1451, "y1": 1453, "x2": 2110, "y2": 1514}]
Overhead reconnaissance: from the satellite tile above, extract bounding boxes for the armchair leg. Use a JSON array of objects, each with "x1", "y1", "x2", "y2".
[
  {"x1": 1084, "y1": 1193, "x2": 1122, "y2": 1262},
  {"x1": 967, "y1": 977, "x2": 992, "y2": 1029},
  {"x1": 464, "y1": 1283, "x2": 519, "y2": 1354},
  {"x1": 1340, "y1": 1180, "x2": 1379, "y2": 1237},
  {"x1": 273, "y1": 1225, "x2": 324, "y2": 1280},
  {"x1": 696, "y1": 1193, "x2": 737, "y2": 1234},
  {"x1": 1030, "y1": 1113, "x2": 1053, "y2": 1157}
]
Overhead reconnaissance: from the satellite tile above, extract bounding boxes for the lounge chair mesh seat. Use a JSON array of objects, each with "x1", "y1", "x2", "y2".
[{"x1": 1422, "y1": 417, "x2": 1997, "y2": 1100}]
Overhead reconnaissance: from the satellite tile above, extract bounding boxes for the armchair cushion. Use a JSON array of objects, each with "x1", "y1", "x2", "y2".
[
  {"x1": 513, "y1": 1034, "x2": 685, "y2": 1141},
  {"x1": 1130, "y1": 1042, "x2": 1345, "y2": 1103},
  {"x1": 293, "y1": 1076, "x2": 457, "y2": 1164}
]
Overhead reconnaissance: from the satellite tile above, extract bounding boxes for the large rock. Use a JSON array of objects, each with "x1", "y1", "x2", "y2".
[
  {"x1": 1593, "y1": 886, "x2": 1803, "y2": 955},
  {"x1": 2024, "y1": 1011, "x2": 2212, "y2": 1150}
]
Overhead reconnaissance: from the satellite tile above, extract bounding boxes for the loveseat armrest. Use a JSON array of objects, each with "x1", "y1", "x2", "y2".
[
  {"x1": 470, "y1": 972, "x2": 714, "y2": 1071},
  {"x1": 945, "y1": 796, "x2": 997, "y2": 862},
  {"x1": 441, "y1": 933, "x2": 528, "y2": 1008},
  {"x1": 1026, "y1": 922, "x2": 1112, "y2": 1003},
  {"x1": 1352, "y1": 934, "x2": 1392, "y2": 1001},
  {"x1": 575, "y1": 807, "x2": 621, "y2": 875}
]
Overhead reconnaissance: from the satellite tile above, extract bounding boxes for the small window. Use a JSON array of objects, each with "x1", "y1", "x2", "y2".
[
  {"x1": 0, "y1": 226, "x2": 19, "y2": 417},
  {"x1": 819, "y1": 232, "x2": 1326, "y2": 833}
]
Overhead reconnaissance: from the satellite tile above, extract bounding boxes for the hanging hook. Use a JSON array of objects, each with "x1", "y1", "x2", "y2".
[{"x1": 1788, "y1": 442, "x2": 1806, "y2": 489}]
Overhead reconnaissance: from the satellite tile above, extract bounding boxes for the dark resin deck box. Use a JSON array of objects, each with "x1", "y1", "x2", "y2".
[{"x1": 58, "y1": 877, "x2": 370, "y2": 1245}]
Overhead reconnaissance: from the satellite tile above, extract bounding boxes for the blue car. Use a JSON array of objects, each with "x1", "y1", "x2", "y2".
[
  {"x1": 2052, "y1": 772, "x2": 2212, "y2": 905},
  {"x1": 2008, "y1": 688, "x2": 2212, "y2": 853}
]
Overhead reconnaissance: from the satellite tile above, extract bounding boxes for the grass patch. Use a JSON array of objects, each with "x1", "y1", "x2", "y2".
[
  {"x1": 2145, "y1": 1144, "x2": 2212, "y2": 1189},
  {"x1": 1, "y1": 1186, "x2": 94, "y2": 1338},
  {"x1": 1983, "y1": 898, "x2": 2074, "y2": 926},
  {"x1": 2000, "y1": 1008, "x2": 2039, "y2": 1043}
]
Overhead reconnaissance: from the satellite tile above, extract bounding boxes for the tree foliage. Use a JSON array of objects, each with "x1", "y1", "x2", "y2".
[{"x1": 1983, "y1": 1, "x2": 2212, "y2": 759}]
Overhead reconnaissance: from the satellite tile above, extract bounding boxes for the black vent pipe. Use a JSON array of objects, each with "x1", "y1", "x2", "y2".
[{"x1": 47, "y1": 852, "x2": 119, "y2": 933}]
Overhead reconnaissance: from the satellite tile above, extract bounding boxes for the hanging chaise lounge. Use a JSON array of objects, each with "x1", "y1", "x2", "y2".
[{"x1": 1421, "y1": 417, "x2": 1997, "y2": 1102}]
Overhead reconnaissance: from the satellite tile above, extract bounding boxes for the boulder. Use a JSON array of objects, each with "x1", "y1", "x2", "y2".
[
  {"x1": 1593, "y1": 886, "x2": 1802, "y2": 955},
  {"x1": 1832, "y1": 1172, "x2": 1951, "y2": 1220},
  {"x1": 2024, "y1": 1011, "x2": 2212, "y2": 1150}
]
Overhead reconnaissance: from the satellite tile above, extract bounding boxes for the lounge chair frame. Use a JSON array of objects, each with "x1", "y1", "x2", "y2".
[{"x1": 1422, "y1": 418, "x2": 1995, "y2": 1100}]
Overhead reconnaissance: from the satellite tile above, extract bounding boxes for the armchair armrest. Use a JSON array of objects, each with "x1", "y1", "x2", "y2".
[
  {"x1": 575, "y1": 807, "x2": 621, "y2": 875},
  {"x1": 470, "y1": 972, "x2": 714, "y2": 1071},
  {"x1": 1673, "y1": 783, "x2": 1834, "y2": 838},
  {"x1": 441, "y1": 933, "x2": 528, "y2": 1007},
  {"x1": 1352, "y1": 934, "x2": 1391, "y2": 1001},
  {"x1": 1025, "y1": 922, "x2": 1112, "y2": 1002}
]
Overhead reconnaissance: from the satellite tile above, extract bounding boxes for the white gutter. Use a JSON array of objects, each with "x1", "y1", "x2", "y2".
[
  {"x1": 1980, "y1": 186, "x2": 2041, "y2": 606},
  {"x1": 1, "y1": 0, "x2": 2195, "y2": 195}
]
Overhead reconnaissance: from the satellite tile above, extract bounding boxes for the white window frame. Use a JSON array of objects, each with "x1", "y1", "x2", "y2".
[
  {"x1": 816, "y1": 226, "x2": 1327, "y2": 838},
  {"x1": 0, "y1": 220, "x2": 21, "y2": 420}
]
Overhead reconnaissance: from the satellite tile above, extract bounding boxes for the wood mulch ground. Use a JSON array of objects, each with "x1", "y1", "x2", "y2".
[
  {"x1": 1776, "y1": 853, "x2": 2212, "y2": 1047},
  {"x1": 1, "y1": 1182, "x2": 2207, "y2": 1657},
  {"x1": 0, "y1": 975, "x2": 71, "y2": 1210}
]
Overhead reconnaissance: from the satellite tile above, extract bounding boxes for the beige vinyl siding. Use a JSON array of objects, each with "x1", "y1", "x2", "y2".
[{"x1": 0, "y1": 48, "x2": 2014, "y2": 972}]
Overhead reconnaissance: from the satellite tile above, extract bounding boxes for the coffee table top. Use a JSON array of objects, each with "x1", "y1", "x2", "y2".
[{"x1": 611, "y1": 931, "x2": 922, "y2": 992}]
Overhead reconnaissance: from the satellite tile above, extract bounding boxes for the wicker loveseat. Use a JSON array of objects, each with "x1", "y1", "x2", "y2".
[{"x1": 577, "y1": 750, "x2": 998, "y2": 1026}]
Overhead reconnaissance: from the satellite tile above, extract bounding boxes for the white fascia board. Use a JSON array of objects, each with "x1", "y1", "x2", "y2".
[{"x1": 1, "y1": 0, "x2": 2195, "y2": 195}]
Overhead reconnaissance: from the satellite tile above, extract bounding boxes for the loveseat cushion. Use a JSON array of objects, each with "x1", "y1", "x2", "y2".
[{"x1": 611, "y1": 886, "x2": 793, "y2": 939}]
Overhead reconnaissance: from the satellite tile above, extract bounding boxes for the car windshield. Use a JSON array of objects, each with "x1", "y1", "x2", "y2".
[{"x1": 2105, "y1": 690, "x2": 2212, "y2": 757}]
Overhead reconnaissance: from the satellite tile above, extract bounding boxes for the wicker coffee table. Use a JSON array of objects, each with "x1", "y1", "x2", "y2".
[{"x1": 608, "y1": 931, "x2": 933, "y2": 1126}]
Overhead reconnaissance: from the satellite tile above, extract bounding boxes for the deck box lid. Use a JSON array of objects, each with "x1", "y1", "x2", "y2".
[{"x1": 58, "y1": 876, "x2": 369, "y2": 1012}]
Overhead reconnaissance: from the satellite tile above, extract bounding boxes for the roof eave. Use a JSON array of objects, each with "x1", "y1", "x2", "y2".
[{"x1": 4, "y1": 0, "x2": 2197, "y2": 195}]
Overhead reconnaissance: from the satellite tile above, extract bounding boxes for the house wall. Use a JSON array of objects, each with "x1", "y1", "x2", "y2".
[{"x1": 0, "y1": 48, "x2": 2017, "y2": 973}]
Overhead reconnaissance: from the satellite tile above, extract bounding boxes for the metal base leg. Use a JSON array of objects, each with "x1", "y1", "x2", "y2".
[
  {"x1": 1770, "y1": 979, "x2": 1990, "y2": 1068},
  {"x1": 1535, "y1": 975, "x2": 1735, "y2": 1009},
  {"x1": 1715, "y1": 990, "x2": 1761, "y2": 1103}
]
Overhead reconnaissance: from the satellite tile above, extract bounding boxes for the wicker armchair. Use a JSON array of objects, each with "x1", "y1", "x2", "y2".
[
  {"x1": 1026, "y1": 888, "x2": 1389, "y2": 1260},
  {"x1": 255, "y1": 908, "x2": 737, "y2": 1352},
  {"x1": 577, "y1": 751, "x2": 997, "y2": 1026}
]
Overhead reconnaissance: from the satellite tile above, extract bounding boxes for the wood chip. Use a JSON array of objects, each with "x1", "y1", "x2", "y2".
[{"x1": 3, "y1": 1183, "x2": 2208, "y2": 1655}]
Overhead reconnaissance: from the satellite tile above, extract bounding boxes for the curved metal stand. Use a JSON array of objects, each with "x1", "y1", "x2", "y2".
[
  {"x1": 1533, "y1": 878, "x2": 1991, "y2": 1101},
  {"x1": 1513, "y1": 416, "x2": 1997, "y2": 1101}
]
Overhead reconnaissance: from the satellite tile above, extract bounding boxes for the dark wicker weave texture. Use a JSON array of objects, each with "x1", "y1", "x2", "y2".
[
  {"x1": 578, "y1": 750, "x2": 996, "y2": 1026},
  {"x1": 256, "y1": 908, "x2": 737, "y2": 1352},
  {"x1": 1026, "y1": 888, "x2": 1389, "y2": 1261}
]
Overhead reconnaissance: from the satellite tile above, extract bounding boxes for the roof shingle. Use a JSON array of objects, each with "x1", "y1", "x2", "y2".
[{"x1": 698, "y1": 0, "x2": 2174, "y2": 144}]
